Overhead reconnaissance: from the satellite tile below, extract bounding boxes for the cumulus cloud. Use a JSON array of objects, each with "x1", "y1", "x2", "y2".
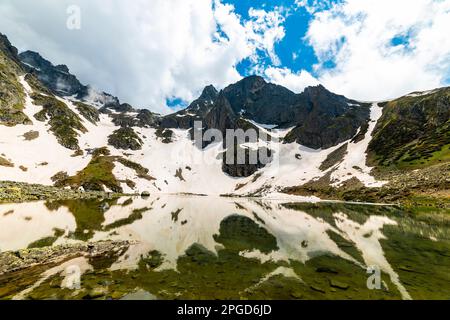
[
  {"x1": 1, "y1": 0, "x2": 449, "y2": 109},
  {"x1": 264, "y1": 67, "x2": 319, "y2": 93},
  {"x1": 0, "y1": 0, "x2": 288, "y2": 113},
  {"x1": 303, "y1": 0, "x2": 450, "y2": 100}
]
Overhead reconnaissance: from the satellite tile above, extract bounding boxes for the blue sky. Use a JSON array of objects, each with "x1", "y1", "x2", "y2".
[
  {"x1": 1, "y1": 0, "x2": 449, "y2": 113},
  {"x1": 171, "y1": 0, "x2": 338, "y2": 109},
  {"x1": 226, "y1": 0, "x2": 320, "y2": 75}
]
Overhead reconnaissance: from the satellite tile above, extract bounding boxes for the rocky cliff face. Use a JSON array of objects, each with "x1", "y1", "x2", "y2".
[
  {"x1": 19, "y1": 51, "x2": 86, "y2": 97},
  {"x1": 161, "y1": 85, "x2": 218, "y2": 129},
  {"x1": 284, "y1": 85, "x2": 371, "y2": 149},
  {"x1": 163, "y1": 75, "x2": 370, "y2": 150},
  {"x1": 0, "y1": 34, "x2": 31, "y2": 126}
]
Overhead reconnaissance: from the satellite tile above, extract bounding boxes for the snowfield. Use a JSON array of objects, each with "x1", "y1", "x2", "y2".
[{"x1": 0, "y1": 76, "x2": 387, "y2": 198}]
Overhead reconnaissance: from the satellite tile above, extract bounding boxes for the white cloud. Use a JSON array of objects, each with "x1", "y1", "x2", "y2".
[
  {"x1": 2, "y1": 0, "x2": 448, "y2": 108},
  {"x1": 0, "y1": 0, "x2": 288, "y2": 113},
  {"x1": 304, "y1": 0, "x2": 450, "y2": 100},
  {"x1": 245, "y1": 7, "x2": 286, "y2": 66},
  {"x1": 264, "y1": 67, "x2": 319, "y2": 93}
]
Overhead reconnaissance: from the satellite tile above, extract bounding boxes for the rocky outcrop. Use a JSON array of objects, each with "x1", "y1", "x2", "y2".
[
  {"x1": 0, "y1": 240, "x2": 133, "y2": 275},
  {"x1": 161, "y1": 85, "x2": 218, "y2": 129},
  {"x1": 222, "y1": 75, "x2": 298, "y2": 126},
  {"x1": 0, "y1": 181, "x2": 116, "y2": 203},
  {"x1": 32, "y1": 93, "x2": 87, "y2": 150},
  {"x1": 108, "y1": 127, "x2": 143, "y2": 150},
  {"x1": 19, "y1": 51, "x2": 87, "y2": 97},
  {"x1": 283, "y1": 86, "x2": 371, "y2": 149},
  {"x1": 0, "y1": 33, "x2": 31, "y2": 127},
  {"x1": 201, "y1": 94, "x2": 273, "y2": 177},
  {"x1": 108, "y1": 109, "x2": 160, "y2": 128},
  {"x1": 73, "y1": 101, "x2": 100, "y2": 124},
  {"x1": 0, "y1": 33, "x2": 22, "y2": 66},
  {"x1": 203, "y1": 93, "x2": 238, "y2": 134},
  {"x1": 162, "y1": 75, "x2": 370, "y2": 150},
  {"x1": 52, "y1": 147, "x2": 154, "y2": 193}
]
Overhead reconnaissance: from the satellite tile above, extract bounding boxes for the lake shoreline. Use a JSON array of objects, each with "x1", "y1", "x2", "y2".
[
  {"x1": 0, "y1": 240, "x2": 134, "y2": 276},
  {"x1": 1, "y1": 179, "x2": 449, "y2": 213}
]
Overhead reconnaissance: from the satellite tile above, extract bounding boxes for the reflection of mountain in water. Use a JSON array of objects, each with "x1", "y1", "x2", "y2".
[{"x1": 0, "y1": 196, "x2": 449, "y2": 300}]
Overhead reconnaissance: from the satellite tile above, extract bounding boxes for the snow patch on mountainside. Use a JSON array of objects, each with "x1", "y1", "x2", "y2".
[
  {"x1": 0, "y1": 77, "x2": 90, "y2": 184},
  {"x1": 0, "y1": 76, "x2": 387, "y2": 197},
  {"x1": 126, "y1": 128, "x2": 239, "y2": 195},
  {"x1": 330, "y1": 103, "x2": 387, "y2": 188}
]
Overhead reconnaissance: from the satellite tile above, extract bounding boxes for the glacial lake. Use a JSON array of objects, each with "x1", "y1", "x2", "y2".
[{"x1": 0, "y1": 195, "x2": 449, "y2": 300}]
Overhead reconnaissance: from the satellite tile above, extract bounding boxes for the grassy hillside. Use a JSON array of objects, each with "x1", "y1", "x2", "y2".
[
  {"x1": 369, "y1": 88, "x2": 450, "y2": 170},
  {"x1": 0, "y1": 48, "x2": 30, "y2": 126}
]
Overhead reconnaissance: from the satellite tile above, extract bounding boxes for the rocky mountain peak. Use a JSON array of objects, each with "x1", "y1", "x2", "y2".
[
  {"x1": 228, "y1": 75, "x2": 267, "y2": 93},
  {"x1": 19, "y1": 51, "x2": 51, "y2": 69},
  {"x1": 204, "y1": 93, "x2": 237, "y2": 133},
  {"x1": 0, "y1": 33, "x2": 21, "y2": 66},
  {"x1": 302, "y1": 84, "x2": 327, "y2": 95},
  {"x1": 55, "y1": 64, "x2": 70, "y2": 73},
  {"x1": 19, "y1": 50, "x2": 86, "y2": 97},
  {"x1": 199, "y1": 85, "x2": 218, "y2": 101}
]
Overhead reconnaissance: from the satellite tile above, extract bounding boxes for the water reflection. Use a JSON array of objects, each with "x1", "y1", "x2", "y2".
[{"x1": 0, "y1": 196, "x2": 449, "y2": 300}]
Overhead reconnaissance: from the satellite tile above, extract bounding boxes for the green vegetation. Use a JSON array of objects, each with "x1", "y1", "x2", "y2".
[
  {"x1": 46, "y1": 198, "x2": 118, "y2": 241},
  {"x1": 32, "y1": 93, "x2": 87, "y2": 150},
  {"x1": 23, "y1": 74, "x2": 53, "y2": 95},
  {"x1": 369, "y1": 88, "x2": 450, "y2": 169},
  {"x1": 108, "y1": 127, "x2": 143, "y2": 150},
  {"x1": 0, "y1": 51, "x2": 30, "y2": 126},
  {"x1": 53, "y1": 147, "x2": 153, "y2": 193},
  {"x1": 116, "y1": 157, "x2": 155, "y2": 181},
  {"x1": 0, "y1": 180, "x2": 116, "y2": 203},
  {"x1": 103, "y1": 207, "x2": 150, "y2": 231},
  {"x1": 396, "y1": 142, "x2": 450, "y2": 170},
  {"x1": 213, "y1": 215, "x2": 278, "y2": 254},
  {"x1": 27, "y1": 228, "x2": 65, "y2": 249},
  {"x1": 1, "y1": 200, "x2": 449, "y2": 300},
  {"x1": 72, "y1": 101, "x2": 100, "y2": 124}
]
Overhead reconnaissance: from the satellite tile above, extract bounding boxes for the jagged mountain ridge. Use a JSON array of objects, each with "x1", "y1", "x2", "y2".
[
  {"x1": 18, "y1": 44, "x2": 369, "y2": 151},
  {"x1": 0, "y1": 33, "x2": 449, "y2": 197},
  {"x1": 161, "y1": 75, "x2": 371, "y2": 150}
]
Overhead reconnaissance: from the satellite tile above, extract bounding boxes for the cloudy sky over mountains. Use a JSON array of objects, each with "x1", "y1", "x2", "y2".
[{"x1": 0, "y1": 0, "x2": 449, "y2": 113}]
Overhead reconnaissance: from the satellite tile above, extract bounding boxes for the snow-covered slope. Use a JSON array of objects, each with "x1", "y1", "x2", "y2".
[{"x1": 0, "y1": 75, "x2": 387, "y2": 197}]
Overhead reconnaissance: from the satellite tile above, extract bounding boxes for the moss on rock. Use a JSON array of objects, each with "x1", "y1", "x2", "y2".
[
  {"x1": 31, "y1": 93, "x2": 87, "y2": 150},
  {"x1": 53, "y1": 147, "x2": 153, "y2": 193},
  {"x1": 72, "y1": 101, "x2": 100, "y2": 124},
  {"x1": 108, "y1": 127, "x2": 143, "y2": 151},
  {"x1": 0, "y1": 51, "x2": 31, "y2": 126}
]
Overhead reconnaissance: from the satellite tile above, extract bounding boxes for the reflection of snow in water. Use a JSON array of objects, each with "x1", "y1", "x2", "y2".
[
  {"x1": 92, "y1": 197, "x2": 364, "y2": 272},
  {"x1": 0, "y1": 196, "x2": 416, "y2": 299},
  {"x1": 243, "y1": 266, "x2": 303, "y2": 295},
  {"x1": 13, "y1": 257, "x2": 92, "y2": 300},
  {"x1": 333, "y1": 212, "x2": 412, "y2": 300},
  {"x1": 0, "y1": 202, "x2": 76, "y2": 252}
]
